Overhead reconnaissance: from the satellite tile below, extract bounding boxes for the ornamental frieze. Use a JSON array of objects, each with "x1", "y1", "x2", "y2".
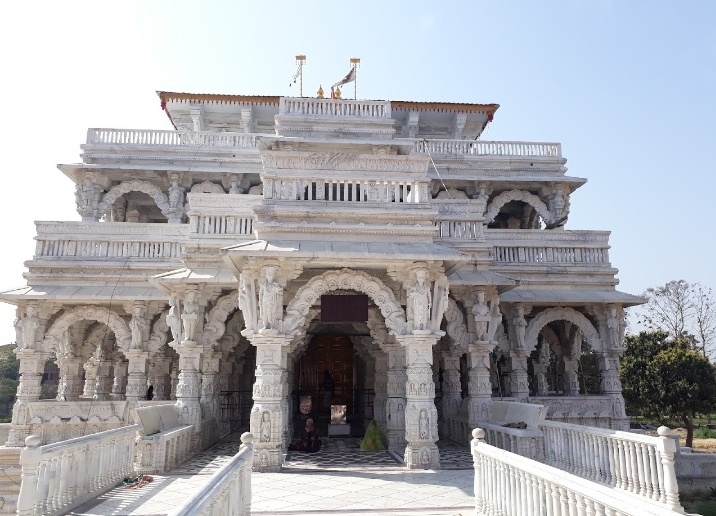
[{"x1": 261, "y1": 153, "x2": 429, "y2": 174}]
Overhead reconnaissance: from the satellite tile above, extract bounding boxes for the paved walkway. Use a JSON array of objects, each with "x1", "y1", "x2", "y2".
[{"x1": 71, "y1": 436, "x2": 475, "y2": 515}]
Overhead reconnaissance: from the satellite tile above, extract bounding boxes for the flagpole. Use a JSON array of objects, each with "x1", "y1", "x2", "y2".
[
  {"x1": 350, "y1": 57, "x2": 360, "y2": 100},
  {"x1": 296, "y1": 55, "x2": 306, "y2": 97}
]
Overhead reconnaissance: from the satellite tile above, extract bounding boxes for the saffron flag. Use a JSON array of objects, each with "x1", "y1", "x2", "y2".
[{"x1": 331, "y1": 67, "x2": 356, "y2": 89}]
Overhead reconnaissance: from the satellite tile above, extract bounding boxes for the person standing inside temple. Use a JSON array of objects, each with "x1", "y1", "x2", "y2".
[{"x1": 322, "y1": 370, "x2": 335, "y2": 412}]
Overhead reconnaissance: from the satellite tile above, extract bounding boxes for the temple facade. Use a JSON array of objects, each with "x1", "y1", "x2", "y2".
[{"x1": 0, "y1": 90, "x2": 642, "y2": 471}]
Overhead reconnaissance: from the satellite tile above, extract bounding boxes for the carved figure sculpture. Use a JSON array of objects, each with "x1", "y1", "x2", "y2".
[
  {"x1": 259, "y1": 266, "x2": 283, "y2": 331},
  {"x1": 408, "y1": 268, "x2": 431, "y2": 332},
  {"x1": 419, "y1": 409, "x2": 429, "y2": 439},
  {"x1": 260, "y1": 411, "x2": 271, "y2": 442},
  {"x1": 487, "y1": 302, "x2": 503, "y2": 343},
  {"x1": 229, "y1": 175, "x2": 243, "y2": 194},
  {"x1": 16, "y1": 305, "x2": 39, "y2": 350},
  {"x1": 431, "y1": 276, "x2": 449, "y2": 332},
  {"x1": 168, "y1": 176, "x2": 184, "y2": 209},
  {"x1": 166, "y1": 295, "x2": 182, "y2": 344},
  {"x1": 512, "y1": 305, "x2": 527, "y2": 349},
  {"x1": 181, "y1": 290, "x2": 199, "y2": 342},
  {"x1": 550, "y1": 185, "x2": 566, "y2": 219},
  {"x1": 606, "y1": 305, "x2": 625, "y2": 349},
  {"x1": 472, "y1": 291, "x2": 491, "y2": 340},
  {"x1": 130, "y1": 304, "x2": 147, "y2": 350},
  {"x1": 239, "y1": 273, "x2": 258, "y2": 331}
]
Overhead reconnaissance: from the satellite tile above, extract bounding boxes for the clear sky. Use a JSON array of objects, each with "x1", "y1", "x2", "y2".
[{"x1": 0, "y1": 0, "x2": 714, "y2": 344}]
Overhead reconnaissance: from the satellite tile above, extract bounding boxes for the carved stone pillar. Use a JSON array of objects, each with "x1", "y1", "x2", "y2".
[
  {"x1": 372, "y1": 352, "x2": 388, "y2": 431},
  {"x1": 218, "y1": 353, "x2": 234, "y2": 393},
  {"x1": 363, "y1": 355, "x2": 376, "y2": 421},
  {"x1": 467, "y1": 342, "x2": 493, "y2": 425},
  {"x1": 6, "y1": 350, "x2": 47, "y2": 447},
  {"x1": 599, "y1": 352, "x2": 628, "y2": 430},
  {"x1": 149, "y1": 355, "x2": 172, "y2": 401},
  {"x1": 56, "y1": 357, "x2": 84, "y2": 401},
  {"x1": 508, "y1": 304, "x2": 530, "y2": 402},
  {"x1": 175, "y1": 343, "x2": 204, "y2": 449},
  {"x1": 397, "y1": 334, "x2": 440, "y2": 469},
  {"x1": 82, "y1": 358, "x2": 98, "y2": 398},
  {"x1": 125, "y1": 351, "x2": 149, "y2": 403},
  {"x1": 440, "y1": 353, "x2": 462, "y2": 434},
  {"x1": 111, "y1": 359, "x2": 128, "y2": 400},
  {"x1": 170, "y1": 362, "x2": 179, "y2": 399},
  {"x1": 563, "y1": 357, "x2": 580, "y2": 396},
  {"x1": 201, "y1": 352, "x2": 221, "y2": 421},
  {"x1": 249, "y1": 333, "x2": 291, "y2": 472},
  {"x1": 509, "y1": 351, "x2": 530, "y2": 402},
  {"x1": 93, "y1": 360, "x2": 114, "y2": 401},
  {"x1": 385, "y1": 344, "x2": 407, "y2": 450}
]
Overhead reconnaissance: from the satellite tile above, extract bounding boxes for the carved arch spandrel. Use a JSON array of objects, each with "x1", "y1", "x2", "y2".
[
  {"x1": 443, "y1": 297, "x2": 475, "y2": 354},
  {"x1": 525, "y1": 307, "x2": 602, "y2": 354},
  {"x1": 202, "y1": 292, "x2": 240, "y2": 349},
  {"x1": 97, "y1": 180, "x2": 171, "y2": 217},
  {"x1": 485, "y1": 190, "x2": 552, "y2": 225},
  {"x1": 282, "y1": 269, "x2": 407, "y2": 336},
  {"x1": 42, "y1": 306, "x2": 132, "y2": 357},
  {"x1": 148, "y1": 308, "x2": 170, "y2": 355}
]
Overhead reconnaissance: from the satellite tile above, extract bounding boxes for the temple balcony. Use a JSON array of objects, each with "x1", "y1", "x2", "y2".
[{"x1": 31, "y1": 221, "x2": 186, "y2": 266}]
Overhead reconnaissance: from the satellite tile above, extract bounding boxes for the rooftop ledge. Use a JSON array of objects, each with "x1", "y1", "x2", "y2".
[{"x1": 84, "y1": 128, "x2": 562, "y2": 159}]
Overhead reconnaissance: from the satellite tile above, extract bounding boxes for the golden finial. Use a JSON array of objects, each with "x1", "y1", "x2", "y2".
[
  {"x1": 317, "y1": 85, "x2": 324, "y2": 98},
  {"x1": 332, "y1": 87, "x2": 342, "y2": 99}
]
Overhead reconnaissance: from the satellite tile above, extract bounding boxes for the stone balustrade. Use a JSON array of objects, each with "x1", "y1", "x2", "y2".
[
  {"x1": 85, "y1": 127, "x2": 566, "y2": 160},
  {"x1": 34, "y1": 222, "x2": 186, "y2": 263},
  {"x1": 472, "y1": 428, "x2": 685, "y2": 516},
  {"x1": 264, "y1": 177, "x2": 429, "y2": 203},
  {"x1": 539, "y1": 421, "x2": 681, "y2": 506},
  {"x1": 415, "y1": 139, "x2": 562, "y2": 158},
  {"x1": 193, "y1": 215, "x2": 253, "y2": 235},
  {"x1": 486, "y1": 229, "x2": 611, "y2": 266},
  {"x1": 18, "y1": 400, "x2": 129, "y2": 446},
  {"x1": 16, "y1": 425, "x2": 139, "y2": 516},
  {"x1": 279, "y1": 97, "x2": 391, "y2": 117},
  {"x1": 86, "y1": 128, "x2": 261, "y2": 148},
  {"x1": 167, "y1": 432, "x2": 253, "y2": 516},
  {"x1": 435, "y1": 220, "x2": 482, "y2": 239},
  {"x1": 133, "y1": 403, "x2": 194, "y2": 474}
]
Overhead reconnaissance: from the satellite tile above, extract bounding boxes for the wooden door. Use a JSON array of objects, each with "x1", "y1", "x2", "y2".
[{"x1": 298, "y1": 335, "x2": 354, "y2": 414}]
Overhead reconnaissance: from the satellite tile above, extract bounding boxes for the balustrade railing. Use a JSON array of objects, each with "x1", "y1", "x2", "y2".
[
  {"x1": 471, "y1": 428, "x2": 684, "y2": 516},
  {"x1": 135, "y1": 424, "x2": 194, "y2": 475},
  {"x1": 86, "y1": 128, "x2": 260, "y2": 148},
  {"x1": 279, "y1": 97, "x2": 390, "y2": 117},
  {"x1": 436, "y1": 220, "x2": 482, "y2": 239},
  {"x1": 17, "y1": 425, "x2": 139, "y2": 516},
  {"x1": 266, "y1": 178, "x2": 428, "y2": 203},
  {"x1": 539, "y1": 421, "x2": 681, "y2": 507},
  {"x1": 167, "y1": 433, "x2": 253, "y2": 516},
  {"x1": 492, "y1": 245, "x2": 610, "y2": 264},
  {"x1": 415, "y1": 139, "x2": 561, "y2": 158},
  {"x1": 193, "y1": 215, "x2": 253, "y2": 235},
  {"x1": 36, "y1": 239, "x2": 181, "y2": 260}
]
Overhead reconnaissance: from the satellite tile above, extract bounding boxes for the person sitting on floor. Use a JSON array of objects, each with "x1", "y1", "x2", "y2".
[{"x1": 289, "y1": 418, "x2": 322, "y2": 453}]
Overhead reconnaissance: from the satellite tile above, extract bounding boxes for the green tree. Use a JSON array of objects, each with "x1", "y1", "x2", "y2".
[
  {"x1": 0, "y1": 344, "x2": 20, "y2": 421},
  {"x1": 621, "y1": 330, "x2": 716, "y2": 447}
]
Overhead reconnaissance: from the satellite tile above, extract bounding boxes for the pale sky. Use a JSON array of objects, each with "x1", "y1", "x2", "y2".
[{"x1": 0, "y1": 0, "x2": 714, "y2": 344}]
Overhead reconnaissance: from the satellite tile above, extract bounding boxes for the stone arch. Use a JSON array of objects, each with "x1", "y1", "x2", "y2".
[
  {"x1": 203, "y1": 292, "x2": 240, "y2": 348},
  {"x1": 42, "y1": 307, "x2": 131, "y2": 357},
  {"x1": 525, "y1": 307, "x2": 602, "y2": 354},
  {"x1": 443, "y1": 297, "x2": 475, "y2": 354},
  {"x1": 97, "y1": 180, "x2": 171, "y2": 217},
  {"x1": 282, "y1": 269, "x2": 407, "y2": 336},
  {"x1": 485, "y1": 190, "x2": 552, "y2": 225},
  {"x1": 83, "y1": 323, "x2": 118, "y2": 358}
]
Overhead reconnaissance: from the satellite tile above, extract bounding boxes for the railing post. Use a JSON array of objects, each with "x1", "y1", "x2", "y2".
[
  {"x1": 471, "y1": 428, "x2": 485, "y2": 515},
  {"x1": 17, "y1": 435, "x2": 42, "y2": 516},
  {"x1": 240, "y1": 432, "x2": 253, "y2": 515},
  {"x1": 656, "y1": 426, "x2": 683, "y2": 512}
]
